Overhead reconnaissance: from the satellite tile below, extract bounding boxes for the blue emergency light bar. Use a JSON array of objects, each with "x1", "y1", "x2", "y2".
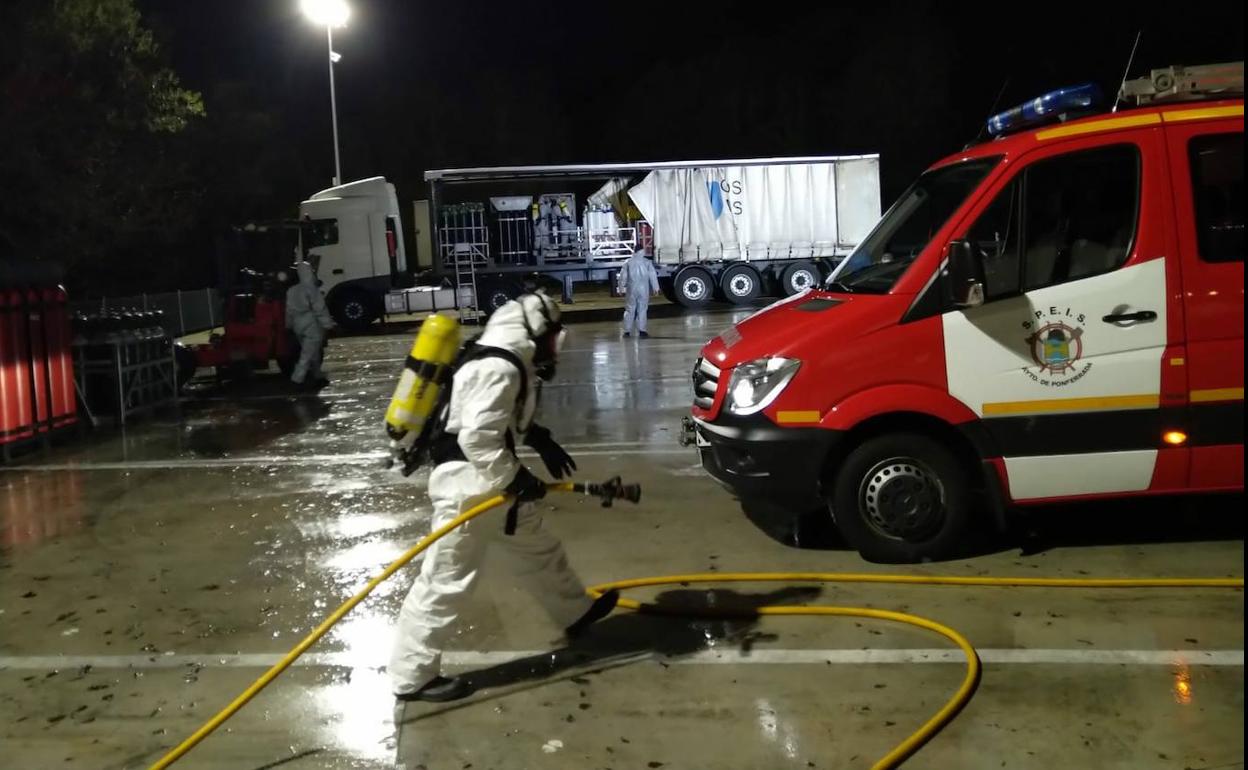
[{"x1": 986, "y1": 83, "x2": 1105, "y2": 137}]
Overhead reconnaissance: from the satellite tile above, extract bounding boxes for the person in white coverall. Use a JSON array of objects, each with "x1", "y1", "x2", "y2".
[
  {"x1": 621, "y1": 248, "x2": 660, "y2": 338},
  {"x1": 285, "y1": 261, "x2": 333, "y2": 389},
  {"x1": 389, "y1": 293, "x2": 619, "y2": 702}
]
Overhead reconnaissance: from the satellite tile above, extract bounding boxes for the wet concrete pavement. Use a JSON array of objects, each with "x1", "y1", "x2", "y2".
[{"x1": 1, "y1": 311, "x2": 1243, "y2": 770}]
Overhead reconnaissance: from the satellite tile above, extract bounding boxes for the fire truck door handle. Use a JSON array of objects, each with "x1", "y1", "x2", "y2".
[{"x1": 1102, "y1": 310, "x2": 1157, "y2": 324}]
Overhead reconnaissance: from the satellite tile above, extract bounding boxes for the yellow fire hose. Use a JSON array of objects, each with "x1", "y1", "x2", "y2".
[{"x1": 150, "y1": 482, "x2": 1245, "y2": 770}]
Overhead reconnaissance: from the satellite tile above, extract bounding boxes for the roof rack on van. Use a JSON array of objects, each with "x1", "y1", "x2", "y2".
[{"x1": 1118, "y1": 61, "x2": 1244, "y2": 107}]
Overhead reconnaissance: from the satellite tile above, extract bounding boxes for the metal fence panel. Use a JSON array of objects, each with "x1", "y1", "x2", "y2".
[{"x1": 70, "y1": 288, "x2": 223, "y2": 339}]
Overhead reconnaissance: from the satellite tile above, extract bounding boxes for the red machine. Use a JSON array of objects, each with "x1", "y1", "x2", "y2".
[{"x1": 177, "y1": 269, "x2": 302, "y2": 383}]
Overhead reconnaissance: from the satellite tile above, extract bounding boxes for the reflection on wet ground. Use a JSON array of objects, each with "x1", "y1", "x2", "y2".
[
  {"x1": 0, "y1": 312, "x2": 742, "y2": 768},
  {"x1": 1, "y1": 310, "x2": 1242, "y2": 770}
]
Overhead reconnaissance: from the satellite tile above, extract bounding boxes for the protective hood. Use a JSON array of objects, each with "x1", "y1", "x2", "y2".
[
  {"x1": 296, "y1": 261, "x2": 317, "y2": 288},
  {"x1": 476, "y1": 293, "x2": 561, "y2": 364}
]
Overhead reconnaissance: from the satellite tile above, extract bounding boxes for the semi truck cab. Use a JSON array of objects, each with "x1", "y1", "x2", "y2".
[
  {"x1": 298, "y1": 176, "x2": 408, "y2": 330},
  {"x1": 688, "y1": 63, "x2": 1245, "y2": 562}
]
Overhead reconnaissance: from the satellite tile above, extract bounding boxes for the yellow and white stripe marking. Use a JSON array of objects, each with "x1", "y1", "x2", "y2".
[
  {"x1": 1036, "y1": 112, "x2": 1161, "y2": 141},
  {"x1": 1190, "y1": 387, "x2": 1245, "y2": 403},
  {"x1": 1161, "y1": 105, "x2": 1244, "y2": 123},
  {"x1": 1035, "y1": 104, "x2": 1242, "y2": 142},
  {"x1": 983, "y1": 393, "x2": 1158, "y2": 417}
]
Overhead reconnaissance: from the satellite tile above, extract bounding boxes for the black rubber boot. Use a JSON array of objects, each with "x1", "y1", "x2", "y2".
[
  {"x1": 396, "y1": 675, "x2": 474, "y2": 703},
  {"x1": 565, "y1": 589, "x2": 620, "y2": 639},
  {"x1": 639, "y1": 331, "x2": 650, "y2": 339}
]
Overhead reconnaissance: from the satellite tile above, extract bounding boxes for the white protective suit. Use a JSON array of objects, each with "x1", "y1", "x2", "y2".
[
  {"x1": 285, "y1": 261, "x2": 334, "y2": 384},
  {"x1": 389, "y1": 295, "x2": 592, "y2": 695},
  {"x1": 620, "y1": 249, "x2": 660, "y2": 335}
]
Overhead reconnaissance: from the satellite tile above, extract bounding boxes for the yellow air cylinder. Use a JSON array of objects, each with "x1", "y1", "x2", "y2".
[{"x1": 385, "y1": 313, "x2": 461, "y2": 442}]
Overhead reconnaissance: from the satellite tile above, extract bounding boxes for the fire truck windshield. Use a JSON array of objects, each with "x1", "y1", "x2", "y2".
[{"x1": 828, "y1": 157, "x2": 1000, "y2": 294}]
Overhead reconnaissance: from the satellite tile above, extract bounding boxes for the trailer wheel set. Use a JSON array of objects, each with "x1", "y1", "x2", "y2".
[{"x1": 666, "y1": 258, "x2": 833, "y2": 308}]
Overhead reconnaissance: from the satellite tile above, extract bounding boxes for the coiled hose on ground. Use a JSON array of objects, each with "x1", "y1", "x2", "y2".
[{"x1": 149, "y1": 481, "x2": 1244, "y2": 770}]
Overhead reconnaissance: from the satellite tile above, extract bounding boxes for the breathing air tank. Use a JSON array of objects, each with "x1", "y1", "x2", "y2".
[{"x1": 384, "y1": 313, "x2": 461, "y2": 446}]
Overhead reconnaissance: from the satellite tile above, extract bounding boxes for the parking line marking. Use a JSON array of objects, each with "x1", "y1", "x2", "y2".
[{"x1": 0, "y1": 649, "x2": 1241, "y2": 670}]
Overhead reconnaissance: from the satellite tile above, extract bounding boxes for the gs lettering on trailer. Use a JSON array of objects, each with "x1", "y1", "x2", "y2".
[
  {"x1": 707, "y1": 179, "x2": 745, "y2": 218},
  {"x1": 683, "y1": 62, "x2": 1246, "y2": 563}
]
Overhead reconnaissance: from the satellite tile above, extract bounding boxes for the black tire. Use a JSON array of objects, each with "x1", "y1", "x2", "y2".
[
  {"x1": 719, "y1": 264, "x2": 762, "y2": 305},
  {"x1": 828, "y1": 433, "x2": 971, "y2": 563},
  {"x1": 173, "y1": 344, "x2": 198, "y2": 390},
  {"x1": 673, "y1": 266, "x2": 715, "y2": 309},
  {"x1": 216, "y1": 362, "x2": 253, "y2": 381},
  {"x1": 330, "y1": 288, "x2": 380, "y2": 331},
  {"x1": 477, "y1": 281, "x2": 519, "y2": 315},
  {"x1": 659, "y1": 278, "x2": 677, "y2": 304},
  {"x1": 780, "y1": 261, "x2": 820, "y2": 296}
]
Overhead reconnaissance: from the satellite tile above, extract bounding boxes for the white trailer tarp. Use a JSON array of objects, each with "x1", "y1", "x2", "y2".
[{"x1": 627, "y1": 158, "x2": 880, "y2": 265}]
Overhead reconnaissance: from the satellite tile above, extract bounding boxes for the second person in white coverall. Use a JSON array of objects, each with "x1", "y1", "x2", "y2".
[
  {"x1": 389, "y1": 293, "x2": 619, "y2": 703},
  {"x1": 285, "y1": 261, "x2": 334, "y2": 389},
  {"x1": 620, "y1": 248, "x2": 660, "y2": 338}
]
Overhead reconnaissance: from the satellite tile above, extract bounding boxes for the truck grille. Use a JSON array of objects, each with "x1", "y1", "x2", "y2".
[{"x1": 692, "y1": 357, "x2": 721, "y2": 410}]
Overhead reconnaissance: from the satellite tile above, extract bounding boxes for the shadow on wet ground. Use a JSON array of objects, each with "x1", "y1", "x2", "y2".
[
  {"x1": 740, "y1": 493, "x2": 1246, "y2": 562},
  {"x1": 182, "y1": 395, "x2": 332, "y2": 457},
  {"x1": 398, "y1": 585, "x2": 823, "y2": 726}
]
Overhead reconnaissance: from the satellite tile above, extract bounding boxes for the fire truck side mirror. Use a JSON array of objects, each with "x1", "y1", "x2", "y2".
[{"x1": 945, "y1": 239, "x2": 986, "y2": 308}]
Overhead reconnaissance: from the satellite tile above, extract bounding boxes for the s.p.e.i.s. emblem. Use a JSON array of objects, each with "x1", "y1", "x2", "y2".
[
  {"x1": 1022, "y1": 307, "x2": 1092, "y2": 386},
  {"x1": 1027, "y1": 323, "x2": 1084, "y2": 373}
]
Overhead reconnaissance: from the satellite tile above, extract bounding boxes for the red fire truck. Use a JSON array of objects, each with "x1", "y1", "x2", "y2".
[{"x1": 684, "y1": 63, "x2": 1244, "y2": 562}]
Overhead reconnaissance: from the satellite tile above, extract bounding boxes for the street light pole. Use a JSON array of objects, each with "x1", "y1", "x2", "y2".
[
  {"x1": 326, "y1": 25, "x2": 342, "y2": 186},
  {"x1": 301, "y1": 0, "x2": 350, "y2": 187}
]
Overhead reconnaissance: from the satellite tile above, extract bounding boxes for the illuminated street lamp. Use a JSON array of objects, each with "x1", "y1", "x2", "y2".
[{"x1": 300, "y1": 0, "x2": 350, "y2": 186}]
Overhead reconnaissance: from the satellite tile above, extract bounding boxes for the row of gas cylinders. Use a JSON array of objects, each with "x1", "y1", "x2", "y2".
[
  {"x1": 0, "y1": 287, "x2": 77, "y2": 452},
  {"x1": 71, "y1": 309, "x2": 171, "y2": 346}
]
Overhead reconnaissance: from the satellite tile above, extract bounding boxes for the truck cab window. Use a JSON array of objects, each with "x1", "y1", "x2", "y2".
[
  {"x1": 1020, "y1": 145, "x2": 1139, "y2": 291},
  {"x1": 302, "y1": 218, "x2": 340, "y2": 249},
  {"x1": 1189, "y1": 133, "x2": 1244, "y2": 263}
]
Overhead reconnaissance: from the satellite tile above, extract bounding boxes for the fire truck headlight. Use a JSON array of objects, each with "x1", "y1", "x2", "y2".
[{"x1": 726, "y1": 357, "x2": 800, "y2": 416}]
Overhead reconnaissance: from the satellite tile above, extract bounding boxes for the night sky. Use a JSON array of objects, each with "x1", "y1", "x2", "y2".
[{"x1": 145, "y1": 0, "x2": 1243, "y2": 214}]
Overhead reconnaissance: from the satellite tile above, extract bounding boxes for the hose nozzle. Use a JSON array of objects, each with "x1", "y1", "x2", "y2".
[{"x1": 574, "y1": 476, "x2": 641, "y2": 507}]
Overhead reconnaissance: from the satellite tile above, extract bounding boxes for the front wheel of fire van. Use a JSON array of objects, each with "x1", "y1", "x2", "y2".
[{"x1": 828, "y1": 433, "x2": 971, "y2": 563}]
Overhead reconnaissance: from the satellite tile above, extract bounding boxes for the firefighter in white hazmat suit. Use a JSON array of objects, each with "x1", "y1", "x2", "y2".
[
  {"x1": 389, "y1": 293, "x2": 619, "y2": 702},
  {"x1": 621, "y1": 248, "x2": 660, "y2": 337},
  {"x1": 285, "y1": 261, "x2": 334, "y2": 388}
]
